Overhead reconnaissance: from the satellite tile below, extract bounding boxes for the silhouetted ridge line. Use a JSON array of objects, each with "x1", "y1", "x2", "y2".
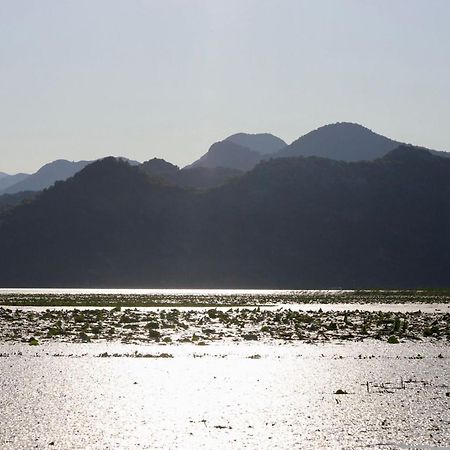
[
  {"x1": 1, "y1": 145, "x2": 450, "y2": 288},
  {"x1": 274, "y1": 122, "x2": 401, "y2": 161}
]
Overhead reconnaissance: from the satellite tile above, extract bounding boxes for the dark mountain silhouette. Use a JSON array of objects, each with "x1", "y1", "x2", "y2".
[
  {"x1": 0, "y1": 157, "x2": 141, "y2": 195},
  {"x1": 429, "y1": 149, "x2": 450, "y2": 159},
  {"x1": 173, "y1": 167, "x2": 242, "y2": 189},
  {"x1": 275, "y1": 122, "x2": 401, "y2": 161},
  {"x1": 1, "y1": 146, "x2": 450, "y2": 288},
  {"x1": 140, "y1": 157, "x2": 241, "y2": 189},
  {"x1": 1, "y1": 160, "x2": 91, "y2": 194},
  {"x1": 0, "y1": 173, "x2": 30, "y2": 192},
  {"x1": 141, "y1": 158, "x2": 180, "y2": 178},
  {"x1": 225, "y1": 133, "x2": 287, "y2": 154},
  {"x1": 187, "y1": 132, "x2": 287, "y2": 171},
  {"x1": 0, "y1": 191, "x2": 37, "y2": 213},
  {"x1": 187, "y1": 140, "x2": 264, "y2": 171}
]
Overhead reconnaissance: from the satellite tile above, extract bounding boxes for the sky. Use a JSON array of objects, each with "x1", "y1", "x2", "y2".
[{"x1": 1, "y1": 0, "x2": 450, "y2": 174}]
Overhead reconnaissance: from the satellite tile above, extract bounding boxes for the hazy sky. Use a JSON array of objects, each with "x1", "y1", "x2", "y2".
[{"x1": 1, "y1": 0, "x2": 449, "y2": 173}]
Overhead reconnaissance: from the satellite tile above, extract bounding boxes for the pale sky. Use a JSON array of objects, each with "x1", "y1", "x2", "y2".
[{"x1": 1, "y1": 0, "x2": 449, "y2": 174}]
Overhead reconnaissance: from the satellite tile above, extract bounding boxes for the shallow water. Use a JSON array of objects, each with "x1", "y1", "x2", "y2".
[
  {"x1": 0, "y1": 288, "x2": 340, "y2": 295},
  {"x1": 7, "y1": 302, "x2": 450, "y2": 314},
  {"x1": 1, "y1": 290, "x2": 449, "y2": 449},
  {"x1": 1, "y1": 341, "x2": 449, "y2": 450},
  {"x1": 1, "y1": 288, "x2": 450, "y2": 309}
]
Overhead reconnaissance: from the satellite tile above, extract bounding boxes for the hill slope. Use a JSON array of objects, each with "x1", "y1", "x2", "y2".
[
  {"x1": 0, "y1": 191, "x2": 37, "y2": 213},
  {"x1": 187, "y1": 132, "x2": 287, "y2": 171},
  {"x1": 187, "y1": 140, "x2": 263, "y2": 171},
  {"x1": 1, "y1": 160, "x2": 91, "y2": 194},
  {"x1": 0, "y1": 173, "x2": 30, "y2": 192},
  {"x1": 1, "y1": 147, "x2": 450, "y2": 288},
  {"x1": 141, "y1": 158, "x2": 241, "y2": 189},
  {"x1": 275, "y1": 122, "x2": 401, "y2": 161},
  {"x1": 225, "y1": 133, "x2": 287, "y2": 155}
]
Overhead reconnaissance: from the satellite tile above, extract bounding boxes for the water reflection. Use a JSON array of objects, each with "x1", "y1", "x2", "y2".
[{"x1": 0, "y1": 342, "x2": 449, "y2": 449}]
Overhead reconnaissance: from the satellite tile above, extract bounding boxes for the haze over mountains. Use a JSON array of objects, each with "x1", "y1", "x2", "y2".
[
  {"x1": 0, "y1": 173, "x2": 29, "y2": 193},
  {"x1": 1, "y1": 160, "x2": 91, "y2": 195},
  {"x1": 171, "y1": 123, "x2": 448, "y2": 173},
  {"x1": 276, "y1": 123, "x2": 400, "y2": 161},
  {"x1": 0, "y1": 157, "x2": 140, "y2": 196},
  {"x1": 1, "y1": 122, "x2": 450, "y2": 288},
  {"x1": 226, "y1": 133, "x2": 287, "y2": 154},
  {"x1": 1, "y1": 144, "x2": 450, "y2": 288},
  {"x1": 186, "y1": 132, "x2": 287, "y2": 171},
  {"x1": 2, "y1": 123, "x2": 448, "y2": 193},
  {"x1": 0, "y1": 160, "x2": 89, "y2": 195}
]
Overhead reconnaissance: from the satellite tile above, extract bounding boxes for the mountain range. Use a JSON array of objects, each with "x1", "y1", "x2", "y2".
[
  {"x1": 186, "y1": 132, "x2": 287, "y2": 171},
  {"x1": 2, "y1": 123, "x2": 448, "y2": 195},
  {"x1": 2, "y1": 160, "x2": 91, "y2": 194},
  {"x1": 1, "y1": 122, "x2": 450, "y2": 288},
  {"x1": 0, "y1": 173, "x2": 30, "y2": 193},
  {"x1": 1, "y1": 141, "x2": 450, "y2": 288},
  {"x1": 0, "y1": 157, "x2": 140, "y2": 196}
]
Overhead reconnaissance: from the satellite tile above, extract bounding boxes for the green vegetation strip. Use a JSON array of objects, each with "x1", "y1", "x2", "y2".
[
  {"x1": 0, "y1": 307, "x2": 449, "y2": 345},
  {"x1": 1, "y1": 289, "x2": 450, "y2": 307}
]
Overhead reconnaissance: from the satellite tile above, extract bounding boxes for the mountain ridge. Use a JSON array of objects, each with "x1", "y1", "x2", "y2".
[
  {"x1": 274, "y1": 122, "x2": 401, "y2": 161},
  {"x1": 225, "y1": 132, "x2": 287, "y2": 155},
  {"x1": 2, "y1": 124, "x2": 449, "y2": 183},
  {"x1": 186, "y1": 140, "x2": 264, "y2": 171},
  {"x1": 1, "y1": 146, "x2": 450, "y2": 288}
]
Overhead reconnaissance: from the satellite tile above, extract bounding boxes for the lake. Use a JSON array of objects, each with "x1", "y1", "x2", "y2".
[{"x1": 0, "y1": 289, "x2": 449, "y2": 449}]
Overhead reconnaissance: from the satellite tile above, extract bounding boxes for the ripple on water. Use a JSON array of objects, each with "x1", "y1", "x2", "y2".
[{"x1": 0, "y1": 341, "x2": 449, "y2": 449}]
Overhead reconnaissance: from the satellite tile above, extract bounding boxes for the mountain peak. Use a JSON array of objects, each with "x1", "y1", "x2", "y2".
[
  {"x1": 275, "y1": 122, "x2": 400, "y2": 162},
  {"x1": 186, "y1": 140, "x2": 263, "y2": 171},
  {"x1": 225, "y1": 132, "x2": 287, "y2": 155},
  {"x1": 0, "y1": 159, "x2": 91, "y2": 195},
  {"x1": 141, "y1": 158, "x2": 179, "y2": 175},
  {"x1": 187, "y1": 132, "x2": 287, "y2": 172}
]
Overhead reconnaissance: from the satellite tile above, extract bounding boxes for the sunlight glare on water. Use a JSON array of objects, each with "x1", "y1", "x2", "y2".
[{"x1": 0, "y1": 342, "x2": 449, "y2": 450}]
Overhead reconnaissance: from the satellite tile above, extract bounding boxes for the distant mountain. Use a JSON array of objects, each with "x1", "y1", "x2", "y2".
[
  {"x1": 0, "y1": 172, "x2": 8, "y2": 179},
  {"x1": 186, "y1": 140, "x2": 264, "y2": 171},
  {"x1": 225, "y1": 133, "x2": 287, "y2": 155},
  {"x1": 275, "y1": 122, "x2": 401, "y2": 161},
  {"x1": 1, "y1": 160, "x2": 91, "y2": 194},
  {"x1": 0, "y1": 173, "x2": 30, "y2": 192},
  {"x1": 1, "y1": 146, "x2": 450, "y2": 288},
  {"x1": 0, "y1": 157, "x2": 141, "y2": 195},
  {"x1": 187, "y1": 132, "x2": 287, "y2": 171},
  {"x1": 141, "y1": 157, "x2": 242, "y2": 189},
  {"x1": 141, "y1": 158, "x2": 180, "y2": 178}
]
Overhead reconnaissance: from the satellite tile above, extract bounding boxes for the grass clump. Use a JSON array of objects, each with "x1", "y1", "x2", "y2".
[{"x1": 28, "y1": 337, "x2": 39, "y2": 346}]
